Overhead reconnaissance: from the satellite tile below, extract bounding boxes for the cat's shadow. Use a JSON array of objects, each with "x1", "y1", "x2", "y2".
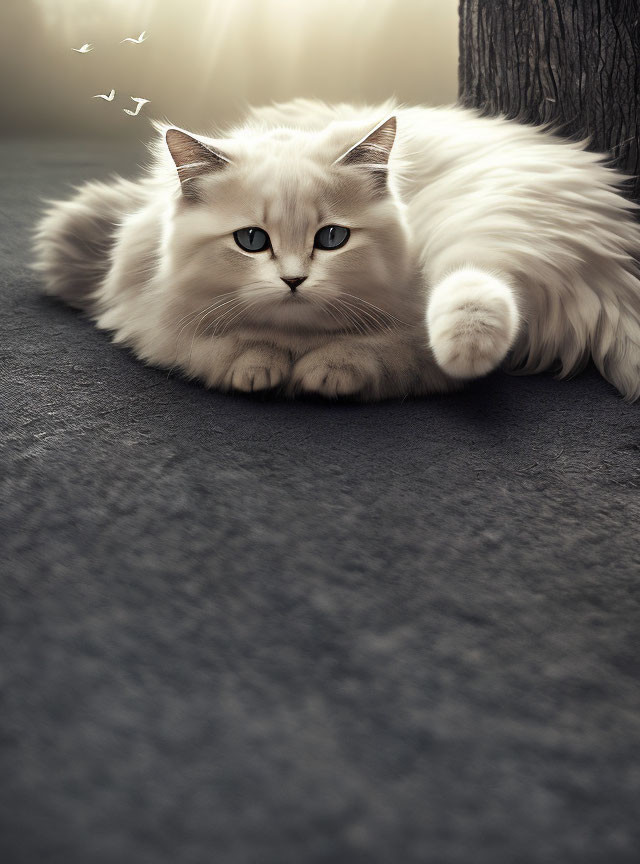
[
  {"x1": 227, "y1": 366, "x2": 525, "y2": 431},
  {"x1": 35, "y1": 291, "x2": 613, "y2": 436}
]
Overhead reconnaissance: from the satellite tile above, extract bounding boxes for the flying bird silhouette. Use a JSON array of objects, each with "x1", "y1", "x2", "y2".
[
  {"x1": 93, "y1": 90, "x2": 115, "y2": 101},
  {"x1": 123, "y1": 97, "x2": 150, "y2": 117},
  {"x1": 72, "y1": 43, "x2": 93, "y2": 53},
  {"x1": 120, "y1": 31, "x2": 148, "y2": 44}
]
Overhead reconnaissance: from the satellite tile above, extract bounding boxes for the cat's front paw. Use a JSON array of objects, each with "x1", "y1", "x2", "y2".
[
  {"x1": 224, "y1": 347, "x2": 290, "y2": 393},
  {"x1": 427, "y1": 267, "x2": 519, "y2": 378},
  {"x1": 291, "y1": 349, "x2": 377, "y2": 398}
]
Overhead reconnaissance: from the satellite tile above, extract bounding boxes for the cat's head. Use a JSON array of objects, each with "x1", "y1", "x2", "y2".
[{"x1": 159, "y1": 113, "x2": 414, "y2": 335}]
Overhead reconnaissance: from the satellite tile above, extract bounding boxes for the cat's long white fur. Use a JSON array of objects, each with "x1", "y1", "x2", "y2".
[{"x1": 33, "y1": 99, "x2": 640, "y2": 401}]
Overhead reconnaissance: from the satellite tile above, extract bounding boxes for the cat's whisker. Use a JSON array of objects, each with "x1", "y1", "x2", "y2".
[
  {"x1": 310, "y1": 281, "x2": 400, "y2": 334},
  {"x1": 338, "y1": 297, "x2": 392, "y2": 333},
  {"x1": 326, "y1": 297, "x2": 368, "y2": 335},
  {"x1": 206, "y1": 299, "x2": 253, "y2": 338},
  {"x1": 337, "y1": 299, "x2": 381, "y2": 334},
  {"x1": 320, "y1": 300, "x2": 349, "y2": 333},
  {"x1": 174, "y1": 297, "x2": 247, "y2": 370},
  {"x1": 324, "y1": 295, "x2": 374, "y2": 335},
  {"x1": 174, "y1": 298, "x2": 232, "y2": 331},
  {"x1": 323, "y1": 298, "x2": 366, "y2": 335},
  {"x1": 176, "y1": 297, "x2": 242, "y2": 348},
  {"x1": 204, "y1": 299, "x2": 252, "y2": 340},
  {"x1": 170, "y1": 307, "x2": 216, "y2": 370},
  {"x1": 341, "y1": 297, "x2": 407, "y2": 335},
  {"x1": 340, "y1": 291, "x2": 412, "y2": 327},
  {"x1": 199, "y1": 298, "x2": 251, "y2": 340},
  {"x1": 193, "y1": 299, "x2": 244, "y2": 338},
  {"x1": 174, "y1": 283, "x2": 269, "y2": 330},
  {"x1": 185, "y1": 310, "x2": 220, "y2": 368},
  {"x1": 213, "y1": 297, "x2": 266, "y2": 335},
  {"x1": 203, "y1": 299, "x2": 250, "y2": 337},
  {"x1": 178, "y1": 287, "x2": 273, "y2": 358},
  {"x1": 231, "y1": 299, "x2": 267, "y2": 332},
  {"x1": 340, "y1": 292, "x2": 405, "y2": 323},
  {"x1": 177, "y1": 299, "x2": 230, "y2": 330},
  {"x1": 187, "y1": 298, "x2": 248, "y2": 366}
]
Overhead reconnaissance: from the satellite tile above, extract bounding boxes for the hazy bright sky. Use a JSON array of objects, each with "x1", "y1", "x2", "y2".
[{"x1": 1, "y1": 0, "x2": 458, "y2": 136}]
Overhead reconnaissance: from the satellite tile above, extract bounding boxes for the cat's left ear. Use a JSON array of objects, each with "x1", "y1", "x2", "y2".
[
  {"x1": 333, "y1": 116, "x2": 397, "y2": 182},
  {"x1": 165, "y1": 128, "x2": 232, "y2": 198}
]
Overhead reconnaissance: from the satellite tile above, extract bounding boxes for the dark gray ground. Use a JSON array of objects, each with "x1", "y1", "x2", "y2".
[{"x1": 1, "y1": 139, "x2": 640, "y2": 864}]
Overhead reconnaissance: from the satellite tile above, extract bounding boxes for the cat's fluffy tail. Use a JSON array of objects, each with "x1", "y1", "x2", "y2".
[
  {"x1": 586, "y1": 271, "x2": 640, "y2": 402},
  {"x1": 33, "y1": 177, "x2": 143, "y2": 311},
  {"x1": 507, "y1": 261, "x2": 640, "y2": 403}
]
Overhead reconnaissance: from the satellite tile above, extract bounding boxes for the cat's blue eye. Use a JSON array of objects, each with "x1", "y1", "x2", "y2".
[
  {"x1": 314, "y1": 225, "x2": 350, "y2": 250},
  {"x1": 234, "y1": 227, "x2": 270, "y2": 252}
]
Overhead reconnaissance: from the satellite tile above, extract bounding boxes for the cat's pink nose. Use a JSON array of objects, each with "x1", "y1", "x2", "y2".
[{"x1": 281, "y1": 276, "x2": 306, "y2": 292}]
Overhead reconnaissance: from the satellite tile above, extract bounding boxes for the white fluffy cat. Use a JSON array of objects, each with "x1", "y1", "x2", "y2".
[{"x1": 34, "y1": 99, "x2": 640, "y2": 400}]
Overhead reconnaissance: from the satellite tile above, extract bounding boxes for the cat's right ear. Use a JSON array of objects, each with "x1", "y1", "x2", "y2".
[
  {"x1": 165, "y1": 128, "x2": 231, "y2": 198},
  {"x1": 332, "y1": 116, "x2": 396, "y2": 195}
]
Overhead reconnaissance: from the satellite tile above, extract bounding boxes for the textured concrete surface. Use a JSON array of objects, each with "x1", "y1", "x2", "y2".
[{"x1": 1, "y1": 139, "x2": 640, "y2": 863}]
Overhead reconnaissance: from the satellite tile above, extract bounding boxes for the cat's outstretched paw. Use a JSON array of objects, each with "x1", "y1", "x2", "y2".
[
  {"x1": 291, "y1": 349, "x2": 377, "y2": 398},
  {"x1": 427, "y1": 267, "x2": 519, "y2": 378},
  {"x1": 224, "y1": 347, "x2": 290, "y2": 393}
]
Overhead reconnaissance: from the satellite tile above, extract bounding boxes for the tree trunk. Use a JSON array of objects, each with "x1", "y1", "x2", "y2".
[{"x1": 458, "y1": 0, "x2": 640, "y2": 201}]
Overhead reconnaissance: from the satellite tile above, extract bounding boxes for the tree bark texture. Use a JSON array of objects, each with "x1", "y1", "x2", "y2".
[{"x1": 458, "y1": 0, "x2": 640, "y2": 200}]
